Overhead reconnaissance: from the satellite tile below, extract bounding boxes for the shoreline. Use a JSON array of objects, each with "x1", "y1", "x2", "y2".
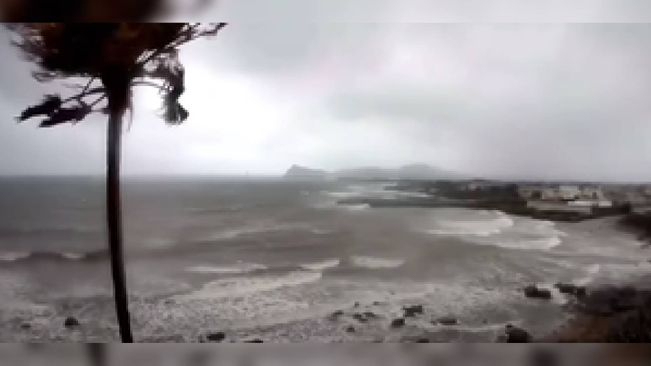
[{"x1": 337, "y1": 196, "x2": 628, "y2": 223}]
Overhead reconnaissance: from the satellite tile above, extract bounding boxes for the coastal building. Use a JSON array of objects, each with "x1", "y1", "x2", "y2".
[
  {"x1": 541, "y1": 187, "x2": 560, "y2": 201},
  {"x1": 568, "y1": 200, "x2": 613, "y2": 208},
  {"x1": 558, "y1": 185, "x2": 581, "y2": 201},
  {"x1": 517, "y1": 185, "x2": 544, "y2": 200},
  {"x1": 578, "y1": 186, "x2": 606, "y2": 200}
]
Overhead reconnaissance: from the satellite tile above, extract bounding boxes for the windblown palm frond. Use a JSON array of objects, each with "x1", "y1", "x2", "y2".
[{"x1": 12, "y1": 23, "x2": 226, "y2": 127}]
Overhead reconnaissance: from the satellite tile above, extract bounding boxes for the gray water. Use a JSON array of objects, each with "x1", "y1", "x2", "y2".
[{"x1": 0, "y1": 177, "x2": 649, "y2": 342}]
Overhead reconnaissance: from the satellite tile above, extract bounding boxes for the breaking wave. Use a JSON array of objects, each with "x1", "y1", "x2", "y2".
[
  {"x1": 0, "y1": 250, "x2": 104, "y2": 262},
  {"x1": 185, "y1": 262, "x2": 268, "y2": 274},
  {"x1": 427, "y1": 215, "x2": 515, "y2": 237},
  {"x1": 299, "y1": 258, "x2": 340, "y2": 271},
  {"x1": 350, "y1": 256, "x2": 405, "y2": 269},
  {"x1": 176, "y1": 270, "x2": 323, "y2": 300},
  {"x1": 341, "y1": 203, "x2": 370, "y2": 212},
  {"x1": 491, "y1": 236, "x2": 562, "y2": 251}
]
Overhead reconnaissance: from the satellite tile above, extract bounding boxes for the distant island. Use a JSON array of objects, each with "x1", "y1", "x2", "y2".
[{"x1": 283, "y1": 163, "x2": 463, "y2": 181}]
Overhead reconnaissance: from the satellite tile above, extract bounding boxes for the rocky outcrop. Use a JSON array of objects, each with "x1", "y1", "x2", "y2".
[
  {"x1": 550, "y1": 285, "x2": 651, "y2": 342},
  {"x1": 391, "y1": 318, "x2": 405, "y2": 328},
  {"x1": 403, "y1": 305, "x2": 424, "y2": 317},
  {"x1": 554, "y1": 283, "x2": 586, "y2": 297},
  {"x1": 202, "y1": 332, "x2": 226, "y2": 342},
  {"x1": 524, "y1": 285, "x2": 552, "y2": 299},
  {"x1": 64, "y1": 317, "x2": 80, "y2": 328},
  {"x1": 504, "y1": 324, "x2": 531, "y2": 343},
  {"x1": 327, "y1": 310, "x2": 344, "y2": 321},
  {"x1": 435, "y1": 316, "x2": 458, "y2": 326},
  {"x1": 243, "y1": 338, "x2": 264, "y2": 343},
  {"x1": 352, "y1": 313, "x2": 368, "y2": 323}
]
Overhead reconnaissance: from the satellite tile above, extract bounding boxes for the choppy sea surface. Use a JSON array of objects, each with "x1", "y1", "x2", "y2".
[{"x1": 0, "y1": 177, "x2": 649, "y2": 342}]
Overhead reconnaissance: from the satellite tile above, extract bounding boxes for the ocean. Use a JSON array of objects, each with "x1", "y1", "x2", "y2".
[{"x1": 0, "y1": 177, "x2": 649, "y2": 342}]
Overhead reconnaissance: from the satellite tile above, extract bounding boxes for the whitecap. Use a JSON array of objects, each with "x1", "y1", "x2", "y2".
[
  {"x1": 186, "y1": 262, "x2": 267, "y2": 274},
  {"x1": 300, "y1": 258, "x2": 340, "y2": 271},
  {"x1": 0, "y1": 252, "x2": 31, "y2": 261},
  {"x1": 427, "y1": 216, "x2": 514, "y2": 237},
  {"x1": 310, "y1": 228, "x2": 333, "y2": 235},
  {"x1": 176, "y1": 270, "x2": 322, "y2": 300},
  {"x1": 341, "y1": 203, "x2": 370, "y2": 212},
  {"x1": 495, "y1": 236, "x2": 562, "y2": 251},
  {"x1": 350, "y1": 256, "x2": 405, "y2": 269},
  {"x1": 61, "y1": 252, "x2": 85, "y2": 260}
]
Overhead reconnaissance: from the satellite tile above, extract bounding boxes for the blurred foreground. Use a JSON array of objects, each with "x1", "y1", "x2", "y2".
[{"x1": 1, "y1": 344, "x2": 651, "y2": 366}]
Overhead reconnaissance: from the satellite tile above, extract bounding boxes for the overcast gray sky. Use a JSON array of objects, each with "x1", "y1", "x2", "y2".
[{"x1": 2, "y1": 15, "x2": 651, "y2": 180}]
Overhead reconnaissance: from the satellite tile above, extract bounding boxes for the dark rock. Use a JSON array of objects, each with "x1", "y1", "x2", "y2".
[
  {"x1": 345, "y1": 325, "x2": 355, "y2": 333},
  {"x1": 403, "y1": 305, "x2": 424, "y2": 317},
  {"x1": 328, "y1": 310, "x2": 344, "y2": 321},
  {"x1": 579, "y1": 285, "x2": 642, "y2": 315},
  {"x1": 353, "y1": 302, "x2": 360, "y2": 308},
  {"x1": 505, "y1": 324, "x2": 531, "y2": 343},
  {"x1": 524, "y1": 285, "x2": 552, "y2": 300},
  {"x1": 204, "y1": 332, "x2": 226, "y2": 342},
  {"x1": 390, "y1": 318, "x2": 405, "y2": 328},
  {"x1": 244, "y1": 338, "x2": 264, "y2": 343},
  {"x1": 20, "y1": 323, "x2": 32, "y2": 330},
  {"x1": 363, "y1": 311, "x2": 378, "y2": 319},
  {"x1": 436, "y1": 316, "x2": 458, "y2": 326},
  {"x1": 63, "y1": 317, "x2": 80, "y2": 328},
  {"x1": 554, "y1": 283, "x2": 587, "y2": 297},
  {"x1": 352, "y1": 313, "x2": 368, "y2": 323},
  {"x1": 415, "y1": 337, "x2": 430, "y2": 343},
  {"x1": 372, "y1": 301, "x2": 383, "y2": 306}
]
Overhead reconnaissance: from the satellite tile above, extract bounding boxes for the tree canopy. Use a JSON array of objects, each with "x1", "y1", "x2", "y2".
[
  {"x1": 11, "y1": 23, "x2": 226, "y2": 127},
  {"x1": 1, "y1": 0, "x2": 177, "y2": 21}
]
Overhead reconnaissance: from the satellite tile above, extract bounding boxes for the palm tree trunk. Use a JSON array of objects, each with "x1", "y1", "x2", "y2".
[{"x1": 107, "y1": 98, "x2": 133, "y2": 343}]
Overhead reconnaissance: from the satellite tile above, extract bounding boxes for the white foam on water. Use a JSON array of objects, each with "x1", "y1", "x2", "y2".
[
  {"x1": 341, "y1": 203, "x2": 370, "y2": 212},
  {"x1": 575, "y1": 264, "x2": 601, "y2": 285},
  {"x1": 350, "y1": 256, "x2": 405, "y2": 269},
  {"x1": 145, "y1": 237, "x2": 176, "y2": 249},
  {"x1": 427, "y1": 215, "x2": 514, "y2": 237},
  {"x1": 494, "y1": 236, "x2": 563, "y2": 251},
  {"x1": 310, "y1": 228, "x2": 333, "y2": 235},
  {"x1": 176, "y1": 270, "x2": 323, "y2": 300},
  {"x1": 60, "y1": 252, "x2": 85, "y2": 260},
  {"x1": 0, "y1": 252, "x2": 31, "y2": 261},
  {"x1": 299, "y1": 258, "x2": 340, "y2": 271},
  {"x1": 185, "y1": 262, "x2": 267, "y2": 274},
  {"x1": 326, "y1": 191, "x2": 361, "y2": 199}
]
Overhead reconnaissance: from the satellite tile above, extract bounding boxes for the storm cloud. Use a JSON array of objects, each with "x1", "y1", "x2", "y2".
[{"x1": 2, "y1": 14, "x2": 651, "y2": 180}]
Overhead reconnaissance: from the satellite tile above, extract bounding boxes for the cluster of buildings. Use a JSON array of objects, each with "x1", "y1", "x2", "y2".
[
  {"x1": 517, "y1": 183, "x2": 651, "y2": 213},
  {"x1": 458, "y1": 179, "x2": 651, "y2": 213},
  {"x1": 519, "y1": 184, "x2": 611, "y2": 205}
]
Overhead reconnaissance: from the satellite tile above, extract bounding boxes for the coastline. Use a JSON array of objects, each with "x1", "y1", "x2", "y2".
[{"x1": 336, "y1": 189, "x2": 651, "y2": 343}]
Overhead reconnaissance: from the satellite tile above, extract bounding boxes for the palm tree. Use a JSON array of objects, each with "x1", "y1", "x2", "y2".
[{"x1": 11, "y1": 23, "x2": 226, "y2": 342}]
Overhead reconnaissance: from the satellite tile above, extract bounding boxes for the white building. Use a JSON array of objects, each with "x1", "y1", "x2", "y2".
[
  {"x1": 568, "y1": 200, "x2": 613, "y2": 208},
  {"x1": 558, "y1": 185, "x2": 581, "y2": 201}
]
